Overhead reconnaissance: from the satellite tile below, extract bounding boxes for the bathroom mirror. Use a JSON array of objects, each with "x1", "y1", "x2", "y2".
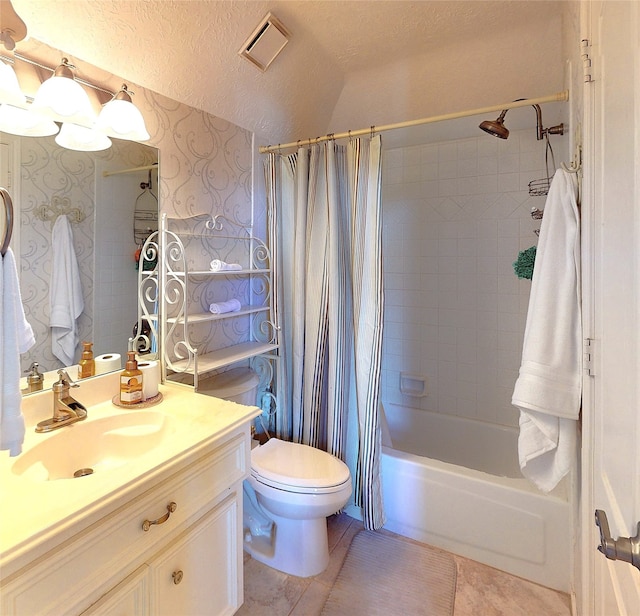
[{"x1": 0, "y1": 130, "x2": 159, "y2": 394}]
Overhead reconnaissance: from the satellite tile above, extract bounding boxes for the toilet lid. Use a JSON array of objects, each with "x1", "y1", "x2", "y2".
[{"x1": 251, "y1": 438, "x2": 350, "y2": 490}]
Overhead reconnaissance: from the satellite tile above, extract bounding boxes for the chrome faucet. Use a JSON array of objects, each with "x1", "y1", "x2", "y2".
[{"x1": 35, "y1": 369, "x2": 88, "y2": 433}]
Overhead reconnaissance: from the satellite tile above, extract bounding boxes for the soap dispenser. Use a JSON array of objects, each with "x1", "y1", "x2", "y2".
[
  {"x1": 24, "y1": 362, "x2": 44, "y2": 393},
  {"x1": 120, "y1": 351, "x2": 143, "y2": 405},
  {"x1": 78, "y1": 341, "x2": 95, "y2": 379}
]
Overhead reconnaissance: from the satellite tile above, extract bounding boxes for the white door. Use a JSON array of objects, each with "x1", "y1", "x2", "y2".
[{"x1": 582, "y1": 1, "x2": 640, "y2": 613}]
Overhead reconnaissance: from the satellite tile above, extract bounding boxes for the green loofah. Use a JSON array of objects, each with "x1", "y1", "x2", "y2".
[{"x1": 513, "y1": 246, "x2": 537, "y2": 280}]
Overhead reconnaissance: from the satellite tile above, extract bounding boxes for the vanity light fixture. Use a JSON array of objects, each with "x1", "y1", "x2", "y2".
[
  {"x1": 0, "y1": 103, "x2": 59, "y2": 137},
  {"x1": 0, "y1": 0, "x2": 27, "y2": 51},
  {"x1": 31, "y1": 57, "x2": 96, "y2": 127},
  {"x1": 0, "y1": 57, "x2": 24, "y2": 106},
  {"x1": 0, "y1": 58, "x2": 59, "y2": 136},
  {"x1": 55, "y1": 122, "x2": 112, "y2": 152},
  {"x1": 1, "y1": 51, "x2": 151, "y2": 149},
  {"x1": 96, "y1": 84, "x2": 150, "y2": 142}
]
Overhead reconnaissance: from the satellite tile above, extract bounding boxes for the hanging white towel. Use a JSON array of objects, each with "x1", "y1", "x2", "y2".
[
  {"x1": 209, "y1": 298, "x2": 242, "y2": 314},
  {"x1": 1, "y1": 248, "x2": 35, "y2": 456},
  {"x1": 512, "y1": 169, "x2": 581, "y2": 492},
  {"x1": 210, "y1": 259, "x2": 242, "y2": 272},
  {"x1": 50, "y1": 215, "x2": 84, "y2": 365}
]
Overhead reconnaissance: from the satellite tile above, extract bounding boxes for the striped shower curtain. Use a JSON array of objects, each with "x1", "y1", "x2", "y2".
[{"x1": 264, "y1": 135, "x2": 385, "y2": 530}]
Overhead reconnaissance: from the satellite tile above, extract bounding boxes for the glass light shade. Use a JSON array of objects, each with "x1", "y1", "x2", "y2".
[
  {"x1": 96, "y1": 98, "x2": 150, "y2": 141},
  {"x1": 32, "y1": 74, "x2": 96, "y2": 127},
  {"x1": 55, "y1": 122, "x2": 112, "y2": 152},
  {"x1": 0, "y1": 60, "x2": 26, "y2": 107},
  {"x1": 0, "y1": 103, "x2": 59, "y2": 137}
]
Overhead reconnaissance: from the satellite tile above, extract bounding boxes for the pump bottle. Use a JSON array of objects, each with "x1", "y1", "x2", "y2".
[{"x1": 119, "y1": 351, "x2": 143, "y2": 405}]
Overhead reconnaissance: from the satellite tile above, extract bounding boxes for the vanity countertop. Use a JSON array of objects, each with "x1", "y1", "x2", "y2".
[{"x1": 0, "y1": 374, "x2": 260, "y2": 580}]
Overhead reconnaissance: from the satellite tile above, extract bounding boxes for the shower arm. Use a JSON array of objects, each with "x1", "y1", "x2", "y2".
[
  {"x1": 507, "y1": 100, "x2": 564, "y2": 140},
  {"x1": 532, "y1": 104, "x2": 564, "y2": 140}
]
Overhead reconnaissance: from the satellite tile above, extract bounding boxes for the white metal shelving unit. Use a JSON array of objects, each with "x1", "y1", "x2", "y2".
[{"x1": 154, "y1": 213, "x2": 279, "y2": 394}]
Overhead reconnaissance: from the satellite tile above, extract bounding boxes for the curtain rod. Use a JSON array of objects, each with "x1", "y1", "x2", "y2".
[
  {"x1": 258, "y1": 90, "x2": 569, "y2": 154},
  {"x1": 103, "y1": 163, "x2": 158, "y2": 177}
]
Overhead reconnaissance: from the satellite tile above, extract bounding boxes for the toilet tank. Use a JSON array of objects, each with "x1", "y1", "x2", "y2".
[{"x1": 198, "y1": 367, "x2": 259, "y2": 406}]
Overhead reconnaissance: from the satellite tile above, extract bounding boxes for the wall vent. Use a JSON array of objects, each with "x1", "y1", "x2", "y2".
[{"x1": 239, "y1": 13, "x2": 289, "y2": 72}]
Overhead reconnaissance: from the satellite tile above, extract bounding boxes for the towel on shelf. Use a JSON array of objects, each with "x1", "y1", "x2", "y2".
[
  {"x1": 50, "y1": 215, "x2": 84, "y2": 365},
  {"x1": 209, "y1": 299, "x2": 242, "y2": 314},
  {"x1": 512, "y1": 169, "x2": 581, "y2": 492},
  {"x1": 210, "y1": 259, "x2": 242, "y2": 272},
  {"x1": 1, "y1": 248, "x2": 35, "y2": 456}
]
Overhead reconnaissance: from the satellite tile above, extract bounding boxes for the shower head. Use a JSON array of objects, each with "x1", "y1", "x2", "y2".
[
  {"x1": 479, "y1": 109, "x2": 510, "y2": 139},
  {"x1": 479, "y1": 101, "x2": 564, "y2": 141}
]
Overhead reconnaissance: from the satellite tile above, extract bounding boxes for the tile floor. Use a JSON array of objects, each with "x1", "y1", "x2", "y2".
[{"x1": 236, "y1": 513, "x2": 573, "y2": 616}]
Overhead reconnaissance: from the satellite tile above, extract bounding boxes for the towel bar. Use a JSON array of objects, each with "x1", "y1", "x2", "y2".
[{"x1": 0, "y1": 187, "x2": 14, "y2": 257}]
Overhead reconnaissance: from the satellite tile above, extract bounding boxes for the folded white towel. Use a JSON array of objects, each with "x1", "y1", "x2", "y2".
[
  {"x1": 209, "y1": 299, "x2": 242, "y2": 314},
  {"x1": 512, "y1": 169, "x2": 581, "y2": 492},
  {"x1": 210, "y1": 259, "x2": 242, "y2": 272},
  {"x1": 1, "y1": 248, "x2": 35, "y2": 456},
  {"x1": 50, "y1": 215, "x2": 84, "y2": 365}
]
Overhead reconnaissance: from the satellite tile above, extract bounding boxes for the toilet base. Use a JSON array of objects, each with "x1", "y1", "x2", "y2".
[{"x1": 244, "y1": 512, "x2": 329, "y2": 578}]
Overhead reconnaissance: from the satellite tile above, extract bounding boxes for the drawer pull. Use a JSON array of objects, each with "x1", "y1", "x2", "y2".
[
  {"x1": 142, "y1": 501, "x2": 177, "y2": 531},
  {"x1": 172, "y1": 570, "x2": 184, "y2": 585}
]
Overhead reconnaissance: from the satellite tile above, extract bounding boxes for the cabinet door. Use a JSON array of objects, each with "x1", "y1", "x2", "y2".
[
  {"x1": 149, "y1": 492, "x2": 242, "y2": 616},
  {"x1": 80, "y1": 566, "x2": 150, "y2": 616}
]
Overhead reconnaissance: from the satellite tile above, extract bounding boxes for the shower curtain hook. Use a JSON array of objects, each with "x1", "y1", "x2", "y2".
[{"x1": 370, "y1": 125, "x2": 375, "y2": 139}]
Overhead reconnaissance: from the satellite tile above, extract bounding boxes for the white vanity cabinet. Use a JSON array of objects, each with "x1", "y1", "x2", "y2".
[
  {"x1": 1, "y1": 423, "x2": 250, "y2": 616},
  {"x1": 148, "y1": 492, "x2": 239, "y2": 616}
]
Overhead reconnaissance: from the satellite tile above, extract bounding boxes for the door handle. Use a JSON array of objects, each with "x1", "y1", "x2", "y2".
[{"x1": 594, "y1": 509, "x2": 640, "y2": 571}]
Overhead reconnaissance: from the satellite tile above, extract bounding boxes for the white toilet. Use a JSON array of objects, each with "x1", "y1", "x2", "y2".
[{"x1": 200, "y1": 368, "x2": 353, "y2": 578}]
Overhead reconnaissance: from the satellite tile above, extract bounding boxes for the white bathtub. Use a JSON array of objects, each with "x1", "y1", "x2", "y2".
[{"x1": 381, "y1": 403, "x2": 572, "y2": 592}]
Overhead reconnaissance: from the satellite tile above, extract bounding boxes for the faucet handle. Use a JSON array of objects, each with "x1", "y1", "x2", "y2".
[{"x1": 56, "y1": 369, "x2": 79, "y2": 389}]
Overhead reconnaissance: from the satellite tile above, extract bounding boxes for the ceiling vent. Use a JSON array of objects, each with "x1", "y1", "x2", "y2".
[{"x1": 239, "y1": 13, "x2": 290, "y2": 72}]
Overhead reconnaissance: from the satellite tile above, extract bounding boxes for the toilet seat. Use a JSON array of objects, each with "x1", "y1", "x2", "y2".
[
  {"x1": 251, "y1": 438, "x2": 350, "y2": 494},
  {"x1": 250, "y1": 471, "x2": 351, "y2": 495}
]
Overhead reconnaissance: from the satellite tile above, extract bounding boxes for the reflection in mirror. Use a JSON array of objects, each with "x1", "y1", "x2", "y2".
[{"x1": 0, "y1": 130, "x2": 158, "y2": 394}]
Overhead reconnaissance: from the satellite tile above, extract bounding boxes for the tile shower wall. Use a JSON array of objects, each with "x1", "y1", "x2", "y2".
[{"x1": 381, "y1": 129, "x2": 567, "y2": 428}]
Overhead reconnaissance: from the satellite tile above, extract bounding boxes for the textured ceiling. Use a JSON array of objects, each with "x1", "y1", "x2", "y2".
[{"x1": 10, "y1": 1, "x2": 566, "y2": 143}]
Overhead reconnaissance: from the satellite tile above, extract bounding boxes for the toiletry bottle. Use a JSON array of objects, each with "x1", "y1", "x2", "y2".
[
  {"x1": 119, "y1": 351, "x2": 144, "y2": 405},
  {"x1": 78, "y1": 342, "x2": 95, "y2": 379}
]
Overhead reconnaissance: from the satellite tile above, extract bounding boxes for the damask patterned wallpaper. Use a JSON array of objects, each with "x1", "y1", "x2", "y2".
[
  {"x1": 141, "y1": 89, "x2": 253, "y2": 225},
  {"x1": 17, "y1": 138, "x2": 96, "y2": 373}
]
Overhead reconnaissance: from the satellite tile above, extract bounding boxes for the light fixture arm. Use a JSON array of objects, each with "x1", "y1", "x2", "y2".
[
  {"x1": 113, "y1": 84, "x2": 134, "y2": 103},
  {"x1": 53, "y1": 57, "x2": 77, "y2": 80}
]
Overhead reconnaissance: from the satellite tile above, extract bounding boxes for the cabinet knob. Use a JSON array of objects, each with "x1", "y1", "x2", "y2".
[
  {"x1": 172, "y1": 570, "x2": 184, "y2": 585},
  {"x1": 142, "y1": 501, "x2": 177, "y2": 532}
]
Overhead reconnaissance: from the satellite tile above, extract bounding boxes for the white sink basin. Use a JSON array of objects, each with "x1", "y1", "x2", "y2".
[{"x1": 12, "y1": 411, "x2": 172, "y2": 481}]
